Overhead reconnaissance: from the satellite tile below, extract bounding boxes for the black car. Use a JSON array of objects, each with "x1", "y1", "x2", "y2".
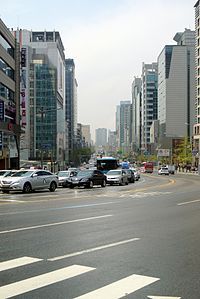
[{"x1": 67, "y1": 169, "x2": 106, "y2": 188}]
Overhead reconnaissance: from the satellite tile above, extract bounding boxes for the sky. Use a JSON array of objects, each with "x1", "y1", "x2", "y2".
[{"x1": 1, "y1": 0, "x2": 195, "y2": 140}]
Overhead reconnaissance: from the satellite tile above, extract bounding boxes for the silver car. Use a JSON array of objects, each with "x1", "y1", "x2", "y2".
[
  {"x1": 57, "y1": 170, "x2": 78, "y2": 187},
  {"x1": 105, "y1": 169, "x2": 129, "y2": 186},
  {"x1": 0, "y1": 169, "x2": 58, "y2": 193}
]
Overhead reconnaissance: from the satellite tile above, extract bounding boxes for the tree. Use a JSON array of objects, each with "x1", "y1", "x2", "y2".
[{"x1": 173, "y1": 137, "x2": 192, "y2": 165}]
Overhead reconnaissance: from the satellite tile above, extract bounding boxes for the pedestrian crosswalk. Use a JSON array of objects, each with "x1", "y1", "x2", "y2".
[{"x1": 0, "y1": 256, "x2": 175, "y2": 299}]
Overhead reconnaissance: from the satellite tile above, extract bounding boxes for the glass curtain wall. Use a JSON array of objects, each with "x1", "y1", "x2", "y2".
[{"x1": 35, "y1": 64, "x2": 57, "y2": 164}]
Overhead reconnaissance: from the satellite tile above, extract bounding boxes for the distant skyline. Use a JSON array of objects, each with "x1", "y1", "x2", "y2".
[{"x1": 1, "y1": 0, "x2": 195, "y2": 140}]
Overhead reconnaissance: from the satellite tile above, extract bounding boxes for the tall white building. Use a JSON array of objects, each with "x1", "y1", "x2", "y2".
[
  {"x1": 131, "y1": 77, "x2": 142, "y2": 153},
  {"x1": 141, "y1": 63, "x2": 158, "y2": 152},
  {"x1": 158, "y1": 29, "x2": 195, "y2": 149},
  {"x1": 95, "y1": 128, "x2": 107, "y2": 147}
]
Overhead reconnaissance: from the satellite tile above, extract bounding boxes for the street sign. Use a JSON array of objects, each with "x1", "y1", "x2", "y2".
[{"x1": 157, "y1": 149, "x2": 170, "y2": 157}]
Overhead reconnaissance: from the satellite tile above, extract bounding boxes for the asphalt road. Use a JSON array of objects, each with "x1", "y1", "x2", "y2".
[{"x1": 0, "y1": 173, "x2": 200, "y2": 299}]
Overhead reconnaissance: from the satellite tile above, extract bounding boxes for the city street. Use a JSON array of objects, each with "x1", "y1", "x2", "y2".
[{"x1": 0, "y1": 173, "x2": 200, "y2": 298}]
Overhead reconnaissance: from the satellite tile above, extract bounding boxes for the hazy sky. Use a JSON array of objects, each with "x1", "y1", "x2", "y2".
[{"x1": 1, "y1": 0, "x2": 195, "y2": 139}]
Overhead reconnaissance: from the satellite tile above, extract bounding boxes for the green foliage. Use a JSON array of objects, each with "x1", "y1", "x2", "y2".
[{"x1": 173, "y1": 137, "x2": 192, "y2": 165}]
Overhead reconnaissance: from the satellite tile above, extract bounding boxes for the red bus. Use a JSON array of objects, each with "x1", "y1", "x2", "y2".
[{"x1": 140, "y1": 162, "x2": 154, "y2": 173}]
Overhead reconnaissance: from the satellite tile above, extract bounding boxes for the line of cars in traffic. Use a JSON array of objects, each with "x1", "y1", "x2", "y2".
[
  {"x1": 57, "y1": 167, "x2": 140, "y2": 189},
  {"x1": 0, "y1": 166, "x2": 141, "y2": 193}
]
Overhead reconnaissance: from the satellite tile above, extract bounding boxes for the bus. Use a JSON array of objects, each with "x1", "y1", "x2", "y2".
[
  {"x1": 140, "y1": 161, "x2": 154, "y2": 173},
  {"x1": 96, "y1": 156, "x2": 119, "y2": 174}
]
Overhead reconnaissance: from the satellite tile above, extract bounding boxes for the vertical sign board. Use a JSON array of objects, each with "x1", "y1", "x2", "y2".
[
  {"x1": 0, "y1": 100, "x2": 4, "y2": 121},
  {"x1": 20, "y1": 47, "x2": 27, "y2": 127},
  {"x1": 0, "y1": 132, "x2": 3, "y2": 150}
]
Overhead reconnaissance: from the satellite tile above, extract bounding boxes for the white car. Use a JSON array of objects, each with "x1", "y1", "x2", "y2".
[
  {"x1": 130, "y1": 168, "x2": 140, "y2": 181},
  {"x1": 57, "y1": 170, "x2": 78, "y2": 187},
  {"x1": 0, "y1": 169, "x2": 58, "y2": 193},
  {"x1": 105, "y1": 169, "x2": 129, "y2": 186},
  {"x1": 158, "y1": 167, "x2": 169, "y2": 175}
]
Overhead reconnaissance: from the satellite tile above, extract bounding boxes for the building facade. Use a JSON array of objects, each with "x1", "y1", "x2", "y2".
[
  {"x1": 95, "y1": 128, "x2": 107, "y2": 147},
  {"x1": 0, "y1": 18, "x2": 21, "y2": 169},
  {"x1": 65, "y1": 59, "x2": 78, "y2": 164},
  {"x1": 13, "y1": 29, "x2": 66, "y2": 170},
  {"x1": 119, "y1": 100, "x2": 131, "y2": 151},
  {"x1": 131, "y1": 77, "x2": 142, "y2": 154},
  {"x1": 141, "y1": 63, "x2": 158, "y2": 153},
  {"x1": 81, "y1": 125, "x2": 91, "y2": 147},
  {"x1": 194, "y1": 1, "x2": 200, "y2": 169},
  {"x1": 157, "y1": 29, "x2": 195, "y2": 151}
]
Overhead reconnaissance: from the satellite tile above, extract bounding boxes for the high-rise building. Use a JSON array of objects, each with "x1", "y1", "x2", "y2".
[
  {"x1": 131, "y1": 77, "x2": 142, "y2": 153},
  {"x1": 141, "y1": 63, "x2": 158, "y2": 153},
  {"x1": 157, "y1": 29, "x2": 195, "y2": 150},
  {"x1": 95, "y1": 128, "x2": 107, "y2": 147},
  {"x1": 81, "y1": 125, "x2": 91, "y2": 147},
  {"x1": 13, "y1": 29, "x2": 66, "y2": 170},
  {"x1": 119, "y1": 100, "x2": 131, "y2": 149},
  {"x1": 194, "y1": 1, "x2": 200, "y2": 168},
  {"x1": 107, "y1": 130, "x2": 117, "y2": 155},
  {"x1": 0, "y1": 18, "x2": 21, "y2": 169},
  {"x1": 65, "y1": 59, "x2": 78, "y2": 163},
  {"x1": 115, "y1": 105, "x2": 120, "y2": 148}
]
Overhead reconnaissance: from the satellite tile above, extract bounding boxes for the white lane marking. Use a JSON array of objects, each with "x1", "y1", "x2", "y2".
[
  {"x1": 120, "y1": 191, "x2": 172, "y2": 198},
  {"x1": 0, "y1": 214, "x2": 112, "y2": 234},
  {"x1": 0, "y1": 264, "x2": 95, "y2": 299},
  {"x1": 0, "y1": 257, "x2": 42, "y2": 272},
  {"x1": 0, "y1": 199, "x2": 25, "y2": 203},
  {"x1": 48, "y1": 238, "x2": 140, "y2": 261},
  {"x1": 0, "y1": 202, "x2": 115, "y2": 216},
  {"x1": 177, "y1": 199, "x2": 200, "y2": 206},
  {"x1": 74, "y1": 274, "x2": 159, "y2": 299},
  {"x1": 148, "y1": 296, "x2": 181, "y2": 299}
]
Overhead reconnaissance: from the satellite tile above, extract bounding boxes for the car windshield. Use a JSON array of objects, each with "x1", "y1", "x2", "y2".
[
  {"x1": 11, "y1": 171, "x2": 34, "y2": 177},
  {"x1": 57, "y1": 171, "x2": 70, "y2": 177},
  {"x1": 77, "y1": 170, "x2": 93, "y2": 177},
  {"x1": 107, "y1": 170, "x2": 121, "y2": 175}
]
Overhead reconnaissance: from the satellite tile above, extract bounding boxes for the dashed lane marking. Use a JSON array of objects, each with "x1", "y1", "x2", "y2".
[
  {"x1": 48, "y1": 237, "x2": 140, "y2": 261},
  {"x1": 0, "y1": 214, "x2": 112, "y2": 234}
]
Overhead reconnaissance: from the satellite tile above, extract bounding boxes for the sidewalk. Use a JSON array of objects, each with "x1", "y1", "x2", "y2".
[{"x1": 176, "y1": 170, "x2": 199, "y2": 175}]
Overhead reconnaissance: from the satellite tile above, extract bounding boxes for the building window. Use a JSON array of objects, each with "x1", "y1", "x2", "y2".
[
  {"x1": 0, "y1": 57, "x2": 14, "y2": 80},
  {"x1": 0, "y1": 34, "x2": 14, "y2": 58}
]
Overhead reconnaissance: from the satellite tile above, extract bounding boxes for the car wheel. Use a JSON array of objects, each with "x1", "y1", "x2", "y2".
[
  {"x1": 101, "y1": 180, "x2": 106, "y2": 187},
  {"x1": 89, "y1": 180, "x2": 94, "y2": 188},
  {"x1": 49, "y1": 181, "x2": 57, "y2": 192},
  {"x1": 23, "y1": 182, "x2": 32, "y2": 193},
  {"x1": 69, "y1": 185, "x2": 74, "y2": 189}
]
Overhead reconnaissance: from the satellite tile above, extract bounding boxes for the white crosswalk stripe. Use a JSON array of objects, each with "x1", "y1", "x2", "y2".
[
  {"x1": 74, "y1": 274, "x2": 159, "y2": 299},
  {"x1": 0, "y1": 257, "x2": 160, "y2": 298},
  {"x1": 0, "y1": 256, "x2": 42, "y2": 272},
  {"x1": 0, "y1": 264, "x2": 95, "y2": 298}
]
